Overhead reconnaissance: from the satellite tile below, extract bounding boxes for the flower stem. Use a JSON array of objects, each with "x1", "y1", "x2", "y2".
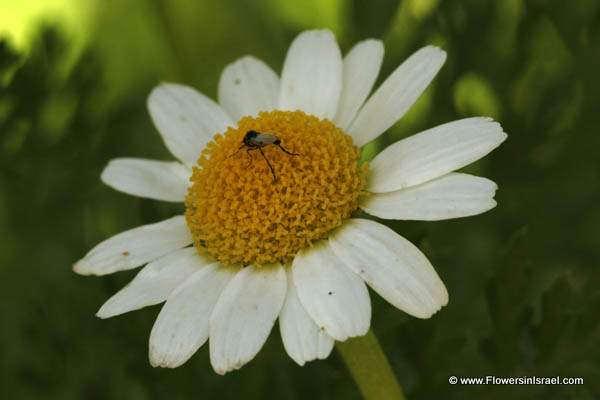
[{"x1": 336, "y1": 329, "x2": 406, "y2": 400}]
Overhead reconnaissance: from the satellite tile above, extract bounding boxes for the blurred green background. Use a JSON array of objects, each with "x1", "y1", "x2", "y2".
[{"x1": 1, "y1": 0, "x2": 599, "y2": 399}]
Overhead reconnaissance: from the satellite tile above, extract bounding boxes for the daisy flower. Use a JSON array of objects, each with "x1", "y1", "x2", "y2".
[{"x1": 75, "y1": 30, "x2": 506, "y2": 374}]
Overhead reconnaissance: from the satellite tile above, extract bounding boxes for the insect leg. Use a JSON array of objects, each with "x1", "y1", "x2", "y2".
[
  {"x1": 227, "y1": 144, "x2": 246, "y2": 158},
  {"x1": 258, "y1": 147, "x2": 277, "y2": 181},
  {"x1": 245, "y1": 147, "x2": 258, "y2": 167},
  {"x1": 277, "y1": 143, "x2": 300, "y2": 156}
]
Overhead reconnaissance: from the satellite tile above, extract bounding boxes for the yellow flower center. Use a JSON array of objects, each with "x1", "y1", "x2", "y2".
[{"x1": 185, "y1": 110, "x2": 367, "y2": 266}]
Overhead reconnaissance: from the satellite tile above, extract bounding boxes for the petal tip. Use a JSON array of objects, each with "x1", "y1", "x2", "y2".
[
  {"x1": 95, "y1": 307, "x2": 112, "y2": 319},
  {"x1": 413, "y1": 303, "x2": 447, "y2": 319},
  {"x1": 211, "y1": 357, "x2": 244, "y2": 375},
  {"x1": 212, "y1": 366, "x2": 228, "y2": 375},
  {"x1": 156, "y1": 82, "x2": 179, "y2": 90},
  {"x1": 96, "y1": 299, "x2": 122, "y2": 319},
  {"x1": 149, "y1": 349, "x2": 183, "y2": 369},
  {"x1": 99, "y1": 161, "x2": 115, "y2": 187},
  {"x1": 371, "y1": 38, "x2": 385, "y2": 48},
  {"x1": 73, "y1": 259, "x2": 92, "y2": 275},
  {"x1": 438, "y1": 281, "x2": 450, "y2": 308},
  {"x1": 238, "y1": 54, "x2": 261, "y2": 65},
  {"x1": 304, "y1": 29, "x2": 334, "y2": 37},
  {"x1": 291, "y1": 356, "x2": 307, "y2": 367},
  {"x1": 489, "y1": 179, "x2": 500, "y2": 192},
  {"x1": 486, "y1": 119, "x2": 508, "y2": 145},
  {"x1": 147, "y1": 82, "x2": 187, "y2": 104},
  {"x1": 148, "y1": 353, "x2": 164, "y2": 368},
  {"x1": 360, "y1": 38, "x2": 384, "y2": 50},
  {"x1": 148, "y1": 83, "x2": 165, "y2": 97},
  {"x1": 146, "y1": 85, "x2": 165, "y2": 108},
  {"x1": 355, "y1": 323, "x2": 371, "y2": 338},
  {"x1": 291, "y1": 29, "x2": 337, "y2": 48},
  {"x1": 421, "y1": 45, "x2": 447, "y2": 63}
]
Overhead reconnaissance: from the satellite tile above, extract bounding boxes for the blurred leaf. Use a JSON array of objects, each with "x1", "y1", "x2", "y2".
[{"x1": 453, "y1": 72, "x2": 502, "y2": 119}]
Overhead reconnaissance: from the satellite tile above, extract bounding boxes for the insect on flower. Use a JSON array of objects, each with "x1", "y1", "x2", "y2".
[
  {"x1": 75, "y1": 29, "x2": 507, "y2": 375},
  {"x1": 229, "y1": 130, "x2": 299, "y2": 181}
]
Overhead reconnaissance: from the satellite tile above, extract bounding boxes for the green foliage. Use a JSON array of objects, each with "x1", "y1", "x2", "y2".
[{"x1": 1, "y1": 1, "x2": 600, "y2": 399}]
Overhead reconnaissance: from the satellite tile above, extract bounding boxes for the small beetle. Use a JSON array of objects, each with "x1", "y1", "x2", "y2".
[{"x1": 229, "y1": 130, "x2": 299, "y2": 181}]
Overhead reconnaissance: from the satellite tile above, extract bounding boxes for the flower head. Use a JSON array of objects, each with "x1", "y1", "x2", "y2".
[
  {"x1": 75, "y1": 30, "x2": 506, "y2": 374},
  {"x1": 185, "y1": 110, "x2": 367, "y2": 266}
]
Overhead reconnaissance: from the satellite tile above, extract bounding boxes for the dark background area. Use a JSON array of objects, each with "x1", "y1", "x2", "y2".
[{"x1": 1, "y1": 0, "x2": 599, "y2": 399}]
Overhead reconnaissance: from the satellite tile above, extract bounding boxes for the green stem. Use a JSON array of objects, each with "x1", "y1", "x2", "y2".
[{"x1": 336, "y1": 329, "x2": 406, "y2": 400}]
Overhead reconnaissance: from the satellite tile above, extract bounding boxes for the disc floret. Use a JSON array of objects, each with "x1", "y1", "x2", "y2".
[{"x1": 185, "y1": 110, "x2": 367, "y2": 266}]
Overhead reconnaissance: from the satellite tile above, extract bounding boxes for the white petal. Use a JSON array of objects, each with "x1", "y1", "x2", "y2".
[
  {"x1": 292, "y1": 242, "x2": 371, "y2": 341},
  {"x1": 73, "y1": 216, "x2": 192, "y2": 276},
  {"x1": 329, "y1": 219, "x2": 448, "y2": 319},
  {"x1": 362, "y1": 173, "x2": 498, "y2": 221},
  {"x1": 148, "y1": 83, "x2": 233, "y2": 166},
  {"x1": 368, "y1": 117, "x2": 507, "y2": 193},
  {"x1": 100, "y1": 158, "x2": 190, "y2": 202},
  {"x1": 279, "y1": 267, "x2": 334, "y2": 366},
  {"x1": 149, "y1": 263, "x2": 235, "y2": 368},
  {"x1": 348, "y1": 46, "x2": 446, "y2": 147},
  {"x1": 279, "y1": 30, "x2": 343, "y2": 119},
  {"x1": 209, "y1": 265, "x2": 287, "y2": 374},
  {"x1": 333, "y1": 39, "x2": 384, "y2": 131},
  {"x1": 96, "y1": 248, "x2": 211, "y2": 319},
  {"x1": 218, "y1": 56, "x2": 280, "y2": 121}
]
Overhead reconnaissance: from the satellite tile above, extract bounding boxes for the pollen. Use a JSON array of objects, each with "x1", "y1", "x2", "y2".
[{"x1": 185, "y1": 110, "x2": 367, "y2": 266}]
